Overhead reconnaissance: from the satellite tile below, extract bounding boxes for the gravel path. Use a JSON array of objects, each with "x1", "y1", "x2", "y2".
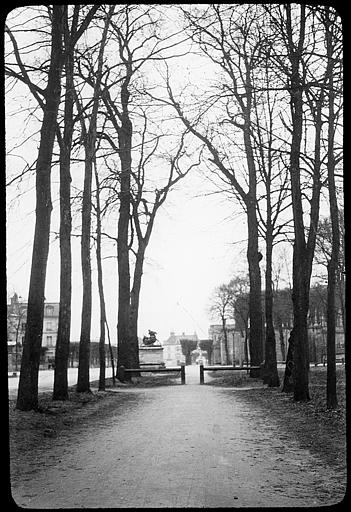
[{"x1": 11, "y1": 366, "x2": 345, "y2": 508}]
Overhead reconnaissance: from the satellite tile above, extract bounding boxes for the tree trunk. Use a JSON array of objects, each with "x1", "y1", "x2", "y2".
[
  {"x1": 221, "y1": 315, "x2": 230, "y2": 364},
  {"x1": 247, "y1": 203, "x2": 264, "y2": 376},
  {"x1": 242, "y1": 76, "x2": 264, "y2": 378},
  {"x1": 282, "y1": 328, "x2": 295, "y2": 393},
  {"x1": 76, "y1": 11, "x2": 112, "y2": 392},
  {"x1": 285, "y1": 5, "x2": 310, "y2": 401},
  {"x1": 291, "y1": 251, "x2": 310, "y2": 401},
  {"x1": 263, "y1": 232, "x2": 280, "y2": 387},
  {"x1": 16, "y1": 6, "x2": 64, "y2": 411},
  {"x1": 76, "y1": 142, "x2": 93, "y2": 393},
  {"x1": 128, "y1": 246, "x2": 146, "y2": 373},
  {"x1": 53, "y1": 8, "x2": 74, "y2": 401},
  {"x1": 277, "y1": 319, "x2": 286, "y2": 362},
  {"x1": 327, "y1": 258, "x2": 338, "y2": 408},
  {"x1": 94, "y1": 160, "x2": 106, "y2": 391},
  {"x1": 106, "y1": 320, "x2": 116, "y2": 386},
  {"x1": 116, "y1": 77, "x2": 134, "y2": 381},
  {"x1": 325, "y1": 6, "x2": 339, "y2": 409},
  {"x1": 244, "y1": 325, "x2": 249, "y2": 366}
]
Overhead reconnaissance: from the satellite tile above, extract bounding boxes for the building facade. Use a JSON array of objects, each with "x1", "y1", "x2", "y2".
[
  {"x1": 162, "y1": 332, "x2": 199, "y2": 366},
  {"x1": 208, "y1": 324, "x2": 247, "y2": 366},
  {"x1": 209, "y1": 318, "x2": 344, "y2": 367},
  {"x1": 7, "y1": 293, "x2": 59, "y2": 370},
  {"x1": 41, "y1": 302, "x2": 60, "y2": 364}
]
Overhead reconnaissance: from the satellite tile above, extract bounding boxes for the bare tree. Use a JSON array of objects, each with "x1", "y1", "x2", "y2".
[
  {"x1": 6, "y1": 6, "x2": 65, "y2": 410},
  {"x1": 227, "y1": 275, "x2": 250, "y2": 366},
  {"x1": 53, "y1": 5, "x2": 100, "y2": 401},
  {"x1": 93, "y1": 156, "x2": 107, "y2": 391},
  {"x1": 209, "y1": 284, "x2": 234, "y2": 364},
  {"x1": 161, "y1": 5, "x2": 300, "y2": 376},
  {"x1": 75, "y1": 6, "x2": 114, "y2": 393},
  {"x1": 315, "y1": 214, "x2": 345, "y2": 332},
  {"x1": 253, "y1": 84, "x2": 291, "y2": 387},
  {"x1": 265, "y1": 5, "x2": 340, "y2": 400},
  {"x1": 95, "y1": 5, "x2": 191, "y2": 380},
  {"x1": 323, "y1": 6, "x2": 343, "y2": 409}
]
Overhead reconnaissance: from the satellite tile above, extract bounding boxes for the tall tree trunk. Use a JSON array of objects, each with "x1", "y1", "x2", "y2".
[
  {"x1": 285, "y1": 5, "x2": 310, "y2": 401},
  {"x1": 105, "y1": 320, "x2": 116, "y2": 386},
  {"x1": 277, "y1": 318, "x2": 286, "y2": 361},
  {"x1": 128, "y1": 245, "x2": 146, "y2": 372},
  {"x1": 244, "y1": 326, "x2": 249, "y2": 366},
  {"x1": 16, "y1": 6, "x2": 64, "y2": 411},
  {"x1": 246, "y1": 202, "x2": 264, "y2": 376},
  {"x1": 243, "y1": 66, "x2": 264, "y2": 376},
  {"x1": 221, "y1": 315, "x2": 230, "y2": 364},
  {"x1": 327, "y1": 258, "x2": 338, "y2": 409},
  {"x1": 76, "y1": 141, "x2": 93, "y2": 392},
  {"x1": 53, "y1": 7, "x2": 75, "y2": 401},
  {"x1": 94, "y1": 159, "x2": 107, "y2": 391},
  {"x1": 116, "y1": 77, "x2": 134, "y2": 381},
  {"x1": 76, "y1": 10, "x2": 112, "y2": 392},
  {"x1": 325, "y1": 6, "x2": 339, "y2": 409},
  {"x1": 263, "y1": 231, "x2": 280, "y2": 387},
  {"x1": 282, "y1": 328, "x2": 295, "y2": 392}
]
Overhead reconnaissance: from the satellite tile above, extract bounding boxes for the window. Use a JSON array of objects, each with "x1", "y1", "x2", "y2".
[
  {"x1": 21, "y1": 322, "x2": 26, "y2": 332},
  {"x1": 46, "y1": 321, "x2": 52, "y2": 331},
  {"x1": 45, "y1": 306, "x2": 54, "y2": 316},
  {"x1": 46, "y1": 336, "x2": 53, "y2": 347}
]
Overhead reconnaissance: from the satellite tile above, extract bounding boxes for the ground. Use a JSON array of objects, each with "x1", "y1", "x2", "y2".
[
  {"x1": 8, "y1": 365, "x2": 346, "y2": 508},
  {"x1": 207, "y1": 367, "x2": 346, "y2": 474}
]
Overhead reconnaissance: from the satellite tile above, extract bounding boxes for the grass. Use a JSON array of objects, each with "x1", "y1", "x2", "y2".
[
  {"x1": 206, "y1": 369, "x2": 263, "y2": 388},
  {"x1": 206, "y1": 365, "x2": 346, "y2": 411},
  {"x1": 205, "y1": 365, "x2": 346, "y2": 472}
]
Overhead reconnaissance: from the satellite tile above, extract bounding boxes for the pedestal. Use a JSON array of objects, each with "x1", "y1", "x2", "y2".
[{"x1": 139, "y1": 344, "x2": 165, "y2": 368}]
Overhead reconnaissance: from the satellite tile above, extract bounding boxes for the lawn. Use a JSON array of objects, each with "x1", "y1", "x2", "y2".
[{"x1": 206, "y1": 365, "x2": 346, "y2": 474}]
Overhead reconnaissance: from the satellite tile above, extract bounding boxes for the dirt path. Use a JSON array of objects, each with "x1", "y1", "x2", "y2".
[{"x1": 11, "y1": 367, "x2": 345, "y2": 508}]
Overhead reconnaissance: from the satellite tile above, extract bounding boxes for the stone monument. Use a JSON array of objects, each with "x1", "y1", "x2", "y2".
[{"x1": 139, "y1": 330, "x2": 165, "y2": 368}]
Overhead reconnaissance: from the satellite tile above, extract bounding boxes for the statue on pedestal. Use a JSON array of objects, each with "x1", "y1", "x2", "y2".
[{"x1": 142, "y1": 330, "x2": 158, "y2": 346}]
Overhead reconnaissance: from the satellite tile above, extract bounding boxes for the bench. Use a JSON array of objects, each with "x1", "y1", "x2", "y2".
[
  {"x1": 322, "y1": 354, "x2": 345, "y2": 366},
  {"x1": 119, "y1": 364, "x2": 186, "y2": 384},
  {"x1": 139, "y1": 362, "x2": 166, "y2": 369},
  {"x1": 199, "y1": 364, "x2": 261, "y2": 384}
]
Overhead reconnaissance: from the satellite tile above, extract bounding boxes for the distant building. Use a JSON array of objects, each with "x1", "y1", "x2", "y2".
[
  {"x1": 208, "y1": 324, "x2": 247, "y2": 366},
  {"x1": 162, "y1": 331, "x2": 199, "y2": 366},
  {"x1": 42, "y1": 302, "x2": 60, "y2": 363},
  {"x1": 7, "y1": 293, "x2": 59, "y2": 371},
  {"x1": 308, "y1": 313, "x2": 344, "y2": 364},
  {"x1": 209, "y1": 314, "x2": 345, "y2": 366}
]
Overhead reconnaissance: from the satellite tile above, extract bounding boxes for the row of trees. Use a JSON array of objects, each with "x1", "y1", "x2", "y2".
[
  {"x1": 6, "y1": 6, "x2": 198, "y2": 410},
  {"x1": 6, "y1": 5, "x2": 342, "y2": 410},
  {"x1": 174, "y1": 5, "x2": 342, "y2": 406}
]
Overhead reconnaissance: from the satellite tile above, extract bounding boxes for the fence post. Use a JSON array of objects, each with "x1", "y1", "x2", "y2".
[
  {"x1": 200, "y1": 363, "x2": 204, "y2": 384},
  {"x1": 180, "y1": 363, "x2": 185, "y2": 384}
]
